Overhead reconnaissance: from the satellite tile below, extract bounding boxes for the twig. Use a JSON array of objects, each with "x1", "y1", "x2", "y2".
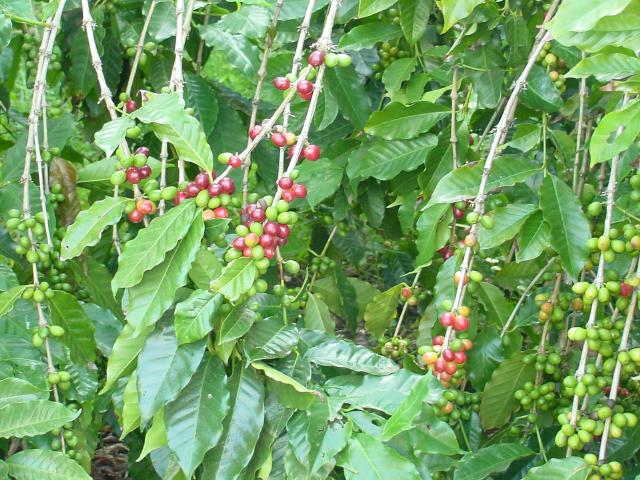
[
  {"x1": 500, "y1": 258, "x2": 555, "y2": 337},
  {"x1": 566, "y1": 95, "x2": 629, "y2": 455},
  {"x1": 576, "y1": 117, "x2": 594, "y2": 197},
  {"x1": 572, "y1": 53, "x2": 587, "y2": 193},
  {"x1": 442, "y1": 26, "x2": 557, "y2": 352},
  {"x1": 450, "y1": 64, "x2": 459, "y2": 169},
  {"x1": 308, "y1": 225, "x2": 338, "y2": 292},
  {"x1": 393, "y1": 268, "x2": 422, "y2": 337},
  {"x1": 277, "y1": 0, "x2": 317, "y2": 178},
  {"x1": 597, "y1": 261, "x2": 640, "y2": 461},
  {"x1": 195, "y1": 5, "x2": 211, "y2": 74},
  {"x1": 242, "y1": 0, "x2": 286, "y2": 207},
  {"x1": 21, "y1": 0, "x2": 67, "y2": 453},
  {"x1": 125, "y1": 0, "x2": 158, "y2": 97}
]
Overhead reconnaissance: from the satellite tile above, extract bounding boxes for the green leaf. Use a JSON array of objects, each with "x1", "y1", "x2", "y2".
[
  {"x1": 137, "y1": 325, "x2": 207, "y2": 424},
  {"x1": 0, "y1": 400, "x2": 80, "y2": 438},
  {"x1": 305, "y1": 336, "x2": 399, "y2": 375},
  {"x1": 365, "y1": 101, "x2": 449, "y2": 140},
  {"x1": 175, "y1": 290, "x2": 223, "y2": 345},
  {"x1": 382, "y1": 58, "x2": 417, "y2": 93},
  {"x1": 380, "y1": 374, "x2": 430, "y2": 440},
  {"x1": 217, "y1": 5, "x2": 270, "y2": 39},
  {"x1": 358, "y1": 0, "x2": 397, "y2": 17},
  {"x1": 217, "y1": 304, "x2": 260, "y2": 344},
  {"x1": 303, "y1": 293, "x2": 334, "y2": 332},
  {"x1": 338, "y1": 433, "x2": 420, "y2": 480},
  {"x1": 0, "y1": 285, "x2": 27, "y2": 317},
  {"x1": 94, "y1": 117, "x2": 134, "y2": 157},
  {"x1": 478, "y1": 204, "x2": 536, "y2": 250},
  {"x1": 184, "y1": 72, "x2": 219, "y2": 137},
  {"x1": 429, "y1": 156, "x2": 540, "y2": 205},
  {"x1": 113, "y1": 201, "x2": 197, "y2": 290},
  {"x1": 199, "y1": 26, "x2": 259, "y2": 76},
  {"x1": 252, "y1": 361, "x2": 320, "y2": 410},
  {"x1": 475, "y1": 283, "x2": 512, "y2": 328},
  {"x1": 7, "y1": 449, "x2": 91, "y2": 480},
  {"x1": 325, "y1": 67, "x2": 371, "y2": 130},
  {"x1": 547, "y1": 0, "x2": 633, "y2": 38},
  {"x1": 539, "y1": 174, "x2": 590, "y2": 280},
  {"x1": 520, "y1": 65, "x2": 563, "y2": 113},
  {"x1": 517, "y1": 211, "x2": 550, "y2": 262},
  {"x1": 523, "y1": 457, "x2": 591, "y2": 480},
  {"x1": 165, "y1": 355, "x2": 230, "y2": 478},
  {"x1": 138, "y1": 410, "x2": 167, "y2": 460},
  {"x1": 0, "y1": 378, "x2": 46, "y2": 405},
  {"x1": 101, "y1": 323, "x2": 153, "y2": 394},
  {"x1": 60, "y1": 197, "x2": 128, "y2": 260},
  {"x1": 508, "y1": 123, "x2": 542, "y2": 152},
  {"x1": 568, "y1": 52, "x2": 640, "y2": 81},
  {"x1": 0, "y1": 0, "x2": 36, "y2": 20},
  {"x1": 69, "y1": 258, "x2": 122, "y2": 319},
  {"x1": 363, "y1": 285, "x2": 402, "y2": 337},
  {"x1": 338, "y1": 23, "x2": 402, "y2": 50},
  {"x1": 49, "y1": 291, "x2": 96, "y2": 364},
  {"x1": 213, "y1": 258, "x2": 258, "y2": 303},
  {"x1": 127, "y1": 214, "x2": 204, "y2": 330},
  {"x1": 479, "y1": 355, "x2": 536, "y2": 429},
  {"x1": 121, "y1": 373, "x2": 140, "y2": 437},
  {"x1": 350, "y1": 135, "x2": 437, "y2": 181},
  {"x1": 408, "y1": 419, "x2": 461, "y2": 454},
  {"x1": 244, "y1": 317, "x2": 298, "y2": 362},
  {"x1": 453, "y1": 444, "x2": 534, "y2": 480},
  {"x1": 202, "y1": 364, "x2": 265, "y2": 480},
  {"x1": 466, "y1": 328, "x2": 504, "y2": 390},
  {"x1": 297, "y1": 154, "x2": 346, "y2": 209},
  {"x1": 189, "y1": 248, "x2": 223, "y2": 289},
  {"x1": 399, "y1": 0, "x2": 432, "y2": 44},
  {"x1": 589, "y1": 99, "x2": 640, "y2": 165},
  {"x1": 416, "y1": 203, "x2": 453, "y2": 266},
  {"x1": 441, "y1": 0, "x2": 484, "y2": 32}
]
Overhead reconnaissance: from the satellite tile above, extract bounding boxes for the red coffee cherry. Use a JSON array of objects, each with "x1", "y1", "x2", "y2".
[
  {"x1": 125, "y1": 100, "x2": 138, "y2": 113},
  {"x1": 128, "y1": 209, "x2": 144, "y2": 223},
  {"x1": 273, "y1": 76, "x2": 291, "y2": 90},
  {"x1": 303, "y1": 144, "x2": 320, "y2": 161},
  {"x1": 307, "y1": 50, "x2": 325, "y2": 67}
]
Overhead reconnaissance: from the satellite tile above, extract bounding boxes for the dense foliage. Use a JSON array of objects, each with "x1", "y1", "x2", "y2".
[{"x1": 2, "y1": 0, "x2": 640, "y2": 479}]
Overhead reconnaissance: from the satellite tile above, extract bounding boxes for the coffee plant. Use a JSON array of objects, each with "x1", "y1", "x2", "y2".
[{"x1": 1, "y1": 0, "x2": 640, "y2": 479}]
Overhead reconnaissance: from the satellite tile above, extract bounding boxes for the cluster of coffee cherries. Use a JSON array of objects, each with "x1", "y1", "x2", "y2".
[
  {"x1": 371, "y1": 40, "x2": 411, "y2": 80},
  {"x1": 176, "y1": 170, "x2": 237, "y2": 220},
  {"x1": 571, "y1": 274, "x2": 638, "y2": 315},
  {"x1": 273, "y1": 283, "x2": 307, "y2": 309},
  {"x1": 537, "y1": 42, "x2": 567, "y2": 93},
  {"x1": 584, "y1": 454, "x2": 624, "y2": 480},
  {"x1": 400, "y1": 286, "x2": 419, "y2": 306},
  {"x1": 272, "y1": 50, "x2": 352, "y2": 98},
  {"x1": 515, "y1": 381, "x2": 561, "y2": 415},
  {"x1": 379, "y1": 336, "x2": 409, "y2": 359},
  {"x1": 525, "y1": 348, "x2": 564, "y2": 380},
  {"x1": 110, "y1": 146, "x2": 153, "y2": 188},
  {"x1": 554, "y1": 404, "x2": 638, "y2": 450},
  {"x1": 226, "y1": 215, "x2": 293, "y2": 261},
  {"x1": 22, "y1": 33, "x2": 63, "y2": 86},
  {"x1": 310, "y1": 255, "x2": 337, "y2": 277},
  {"x1": 584, "y1": 226, "x2": 640, "y2": 266},
  {"x1": 418, "y1": 335, "x2": 473, "y2": 386},
  {"x1": 49, "y1": 408, "x2": 81, "y2": 459},
  {"x1": 123, "y1": 37, "x2": 157, "y2": 67},
  {"x1": 249, "y1": 123, "x2": 322, "y2": 162},
  {"x1": 434, "y1": 389, "x2": 481, "y2": 424},
  {"x1": 533, "y1": 291, "x2": 571, "y2": 327},
  {"x1": 567, "y1": 321, "x2": 627, "y2": 360}
]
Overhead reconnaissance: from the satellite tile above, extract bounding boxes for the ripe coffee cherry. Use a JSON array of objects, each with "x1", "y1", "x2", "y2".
[
  {"x1": 439, "y1": 312, "x2": 455, "y2": 327},
  {"x1": 126, "y1": 167, "x2": 141, "y2": 184},
  {"x1": 251, "y1": 208, "x2": 266, "y2": 222},
  {"x1": 208, "y1": 184, "x2": 223, "y2": 196},
  {"x1": 438, "y1": 246, "x2": 453, "y2": 260},
  {"x1": 264, "y1": 247, "x2": 276, "y2": 259},
  {"x1": 288, "y1": 145, "x2": 297, "y2": 158},
  {"x1": 277, "y1": 224, "x2": 290, "y2": 238},
  {"x1": 303, "y1": 144, "x2": 320, "y2": 161},
  {"x1": 442, "y1": 349, "x2": 454, "y2": 362},
  {"x1": 139, "y1": 165, "x2": 152, "y2": 179},
  {"x1": 135, "y1": 146, "x2": 150, "y2": 157},
  {"x1": 219, "y1": 177, "x2": 236, "y2": 194},
  {"x1": 282, "y1": 190, "x2": 295, "y2": 202},
  {"x1": 620, "y1": 282, "x2": 633, "y2": 297},
  {"x1": 453, "y1": 315, "x2": 469, "y2": 331},
  {"x1": 444, "y1": 362, "x2": 457, "y2": 375},
  {"x1": 272, "y1": 132, "x2": 287, "y2": 148},
  {"x1": 195, "y1": 172, "x2": 210, "y2": 189},
  {"x1": 433, "y1": 335, "x2": 445, "y2": 346},
  {"x1": 297, "y1": 80, "x2": 314, "y2": 96},
  {"x1": 293, "y1": 184, "x2": 307, "y2": 198},
  {"x1": 453, "y1": 351, "x2": 467, "y2": 364},
  {"x1": 273, "y1": 76, "x2": 291, "y2": 90},
  {"x1": 136, "y1": 199, "x2": 156, "y2": 215},
  {"x1": 213, "y1": 207, "x2": 229, "y2": 218},
  {"x1": 278, "y1": 177, "x2": 293, "y2": 189},
  {"x1": 185, "y1": 182, "x2": 201, "y2": 197},
  {"x1": 232, "y1": 237, "x2": 245, "y2": 250},
  {"x1": 174, "y1": 191, "x2": 188, "y2": 204},
  {"x1": 260, "y1": 234, "x2": 275, "y2": 248},
  {"x1": 125, "y1": 100, "x2": 138, "y2": 113},
  {"x1": 228, "y1": 155, "x2": 242, "y2": 168},
  {"x1": 128, "y1": 209, "x2": 144, "y2": 223},
  {"x1": 249, "y1": 125, "x2": 262, "y2": 140},
  {"x1": 299, "y1": 90, "x2": 313, "y2": 101},
  {"x1": 308, "y1": 50, "x2": 325, "y2": 67},
  {"x1": 264, "y1": 222, "x2": 278, "y2": 235},
  {"x1": 452, "y1": 207, "x2": 465, "y2": 219},
  {"x1": 434, "y1": 358, "x2": 446, "y2": 373},
  {"x1": 401, "y1": 287, "x2": 412, "y2": 299}
]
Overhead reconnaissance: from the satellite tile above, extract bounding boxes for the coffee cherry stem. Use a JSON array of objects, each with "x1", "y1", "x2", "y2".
[{"x1": 393, "y1": 267, "x2": 423, "y2": 337}]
